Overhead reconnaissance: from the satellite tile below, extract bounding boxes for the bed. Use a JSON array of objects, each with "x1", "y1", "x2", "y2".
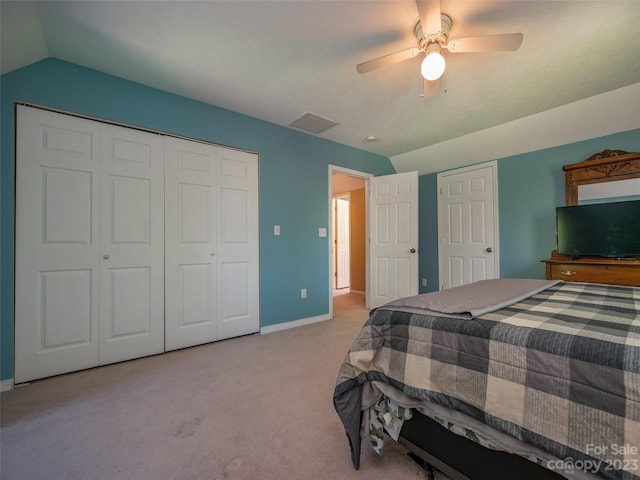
[{"x1": 333, "y1": 279, "x2": 640, "y2": 480}]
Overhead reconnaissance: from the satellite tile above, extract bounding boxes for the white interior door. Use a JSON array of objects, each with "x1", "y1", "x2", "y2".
[
  {"x1": 99, "y1": 124, "x2": 165, "y2": 364},
  {"x1": 15, "y1": 105, "x2": 101, "y2": 383},
  {"x1": 165, "y1": 137, "x2": 218, "y2": 350},
  {"x1": 215, "y1": 147, "x2": 260, "y2": 341},
  {"x1": 369, "y1": 171, "x2": 419, "y2": 309},
  {"x1": 438, "y1": 162, "x2": 499, "y2": 289},
  {"x1": 335, "y1": 196, "x2": 350, "y2": 289}
]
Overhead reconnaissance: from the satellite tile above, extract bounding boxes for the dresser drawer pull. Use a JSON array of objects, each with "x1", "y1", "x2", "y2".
[{"x1": 560, "y1": 270, "x2": 577, "y2": 277}]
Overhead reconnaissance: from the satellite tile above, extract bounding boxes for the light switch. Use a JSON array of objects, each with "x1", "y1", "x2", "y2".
[
  {"x1": 318, "y1": 228, "x2": 327, "y2": 237},
  {"x1": 274, "y1": 225, "x2": 280, "y2": 236}
]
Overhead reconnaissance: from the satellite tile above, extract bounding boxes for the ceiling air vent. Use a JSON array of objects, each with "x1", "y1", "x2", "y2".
[{"x1": 289, "y1": 112, "x2": 338, "y2": 134}]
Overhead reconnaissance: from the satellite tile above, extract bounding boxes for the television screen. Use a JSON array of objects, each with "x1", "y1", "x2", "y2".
[{"x1": 556, "y1": 199, "x2": 640, "y2": 258}]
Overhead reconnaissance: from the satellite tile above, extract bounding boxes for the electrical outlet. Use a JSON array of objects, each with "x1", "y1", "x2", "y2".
[
  {"x1": 301, "y1": 288, "x2": 307, "y2": 299},
  {"x1": 421, "y1": 278, "x2": 427, "y2": 287}
]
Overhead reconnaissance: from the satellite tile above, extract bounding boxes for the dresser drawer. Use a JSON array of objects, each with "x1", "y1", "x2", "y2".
[{"x1": 547, "y1": 263, "x2": 640, "y2": 286}]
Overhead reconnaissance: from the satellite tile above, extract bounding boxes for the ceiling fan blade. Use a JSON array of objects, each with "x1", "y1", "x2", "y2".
[
  {"x1": 422, "y1": 77, "x2": 440, "y2": 99},
  {"x1": 356, "y1": 48, "x2": 420, "y2": 74},
  {"x1": 416, "y1": 0, "x2": 442, "y2": 35},
  {"x1": 446, "y1": 33, "x2": 523, "y2": 53}
]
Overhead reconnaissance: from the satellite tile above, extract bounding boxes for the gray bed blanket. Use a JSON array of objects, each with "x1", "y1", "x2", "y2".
[
  {"x1": 374, "y1": 278, "x2": 560, "y2": 319},
  {"x1": 334, "y1": 280, "x2": 640, "y2": 479}
]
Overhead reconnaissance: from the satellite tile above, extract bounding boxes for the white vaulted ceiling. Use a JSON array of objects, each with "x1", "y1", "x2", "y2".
[{"x1": 2, "y1": 1, "x2": 640, "y2": 174}]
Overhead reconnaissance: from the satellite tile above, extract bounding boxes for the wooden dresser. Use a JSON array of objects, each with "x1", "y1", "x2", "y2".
[
  {"x1": 542, "y1": 250, "x2": 640, "y2": 287},
  {"x1": 542, "y1": 149, "x2": 640, "y2": 287}
]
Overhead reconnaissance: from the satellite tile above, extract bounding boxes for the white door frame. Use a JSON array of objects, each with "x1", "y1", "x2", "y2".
[
  {"x1": 328, "y1": 165, "x2": 373, "y2": 317},
  {"x1": 437, "y1": 161, "x2": 499, "y2": 289}
]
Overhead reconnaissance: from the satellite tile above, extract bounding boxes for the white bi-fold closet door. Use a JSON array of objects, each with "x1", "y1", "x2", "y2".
[
  {"x1": 15, "y1": 106, "x2": 165, "y2": 383},
  {"x1": 164, "y1": 137, "x2": 260, "y2": 351},
  {"x1": 15, "y1": 105, "x2": 259, "y2": 384}
]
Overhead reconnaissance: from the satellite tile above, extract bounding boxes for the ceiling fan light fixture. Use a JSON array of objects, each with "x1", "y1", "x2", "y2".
[{"x1": 421, "y1": 44, "x2": 446, "y2": 81}]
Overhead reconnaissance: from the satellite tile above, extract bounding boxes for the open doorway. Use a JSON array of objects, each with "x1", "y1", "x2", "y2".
[
  {"x1": 328, "y1": 166, "x2": 372, "y2": 318},
  {"x1": 332, "y1": 194, "x2": 351, "y2": 295}
]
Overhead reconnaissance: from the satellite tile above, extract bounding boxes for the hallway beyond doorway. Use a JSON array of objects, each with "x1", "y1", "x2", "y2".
[{"x1": 332, "y1": 293, "x2": 367, "y2": 323}]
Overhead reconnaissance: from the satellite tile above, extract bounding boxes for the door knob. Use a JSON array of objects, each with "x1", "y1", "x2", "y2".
[
  {"x1": 485, "y1": 247, "x2": 493, "y2": 253},
  {"x1": 410, "y1": 248, "x2": 416, "y2": 253},
  {"x1": 103, "y1": 254, "x2": 110, "y2": 260}
]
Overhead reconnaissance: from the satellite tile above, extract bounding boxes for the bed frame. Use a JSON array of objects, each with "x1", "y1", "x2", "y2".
[{"x1": 398, "y1": 410, "x2": 565, "y2": 480}]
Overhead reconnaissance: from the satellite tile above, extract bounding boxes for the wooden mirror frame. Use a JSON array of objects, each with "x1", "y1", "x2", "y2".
[{"x1": 563, "y1": 149, "x2": 640, "y2": 205}]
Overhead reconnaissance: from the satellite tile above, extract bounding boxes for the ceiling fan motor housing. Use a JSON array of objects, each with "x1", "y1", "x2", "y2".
[{"x1": 414, "y1": 13, "x2": 452, "y2": 50}]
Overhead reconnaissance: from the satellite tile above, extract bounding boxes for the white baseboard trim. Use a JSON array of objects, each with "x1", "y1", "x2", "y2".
[
  {"x1": 1, "y1": 378, "x2": 14, "y2": 392},
  {"x1": 260, "y1": 313, "x2": 332, "y2": 335}
]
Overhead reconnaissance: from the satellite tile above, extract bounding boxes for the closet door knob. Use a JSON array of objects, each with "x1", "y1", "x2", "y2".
[
  {"x1": 485, "y1": 247, "x2": 493, "y2": 253},
  {"x1": 103, "y1": 254, "x2": 110, "y2": 260}
]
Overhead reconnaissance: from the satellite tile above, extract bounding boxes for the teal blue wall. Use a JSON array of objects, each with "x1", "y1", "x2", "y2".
[
  {"x1": 418, "y1": 129, "x2": 640, "y2": 291},
  {"x1": 0, "y1": 58, "x2": 396, "y2": 381},
  {"x1": 3, "y1": 59, "x2": 639, "y2": 382}
]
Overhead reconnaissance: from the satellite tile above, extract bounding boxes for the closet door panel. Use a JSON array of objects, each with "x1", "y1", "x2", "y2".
[
  {"x1": 165, "y1": 137, "x2": 217, "y2": 351},
  {"x1": 42, "y1": 168, "x2": 93, "y2": 243},
  {"x1": 216, "y1": 148, "x2": 259, "y2": 340},
  {"x1": 99, "y1": 124, "x2": 164, "y2": 364},
  {"x1": 179, "y1": 264, "x2": 212, "y2": 326},
  {"x1": 40, "y1": 270, "x2": 93, "y2": 346},
  {"x1": 15, "y1": 106, "x2": 101, "y2": 383},
  {"x1": 221, "y1": 261, "x2": 250, "y2": 318}
]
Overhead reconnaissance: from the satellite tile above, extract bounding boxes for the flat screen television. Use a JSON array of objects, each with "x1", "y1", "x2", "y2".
[{"x1": 556, "y1": 199, "x2": 640, "y2": 258}]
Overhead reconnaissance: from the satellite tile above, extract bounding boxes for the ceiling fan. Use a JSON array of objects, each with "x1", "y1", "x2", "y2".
[{"x1": 356, "y1": 0, "x2": 523, "y2": 98}]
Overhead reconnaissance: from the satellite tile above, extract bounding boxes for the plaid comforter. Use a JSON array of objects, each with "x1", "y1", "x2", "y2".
[{"x1": 333, "y1": 281, "x2": 640, "y2": 479}]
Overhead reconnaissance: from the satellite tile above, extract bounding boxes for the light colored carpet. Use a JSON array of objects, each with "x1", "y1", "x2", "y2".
[{"x1": 1, "y1": 294, "x2": 431, "y2": 480}]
